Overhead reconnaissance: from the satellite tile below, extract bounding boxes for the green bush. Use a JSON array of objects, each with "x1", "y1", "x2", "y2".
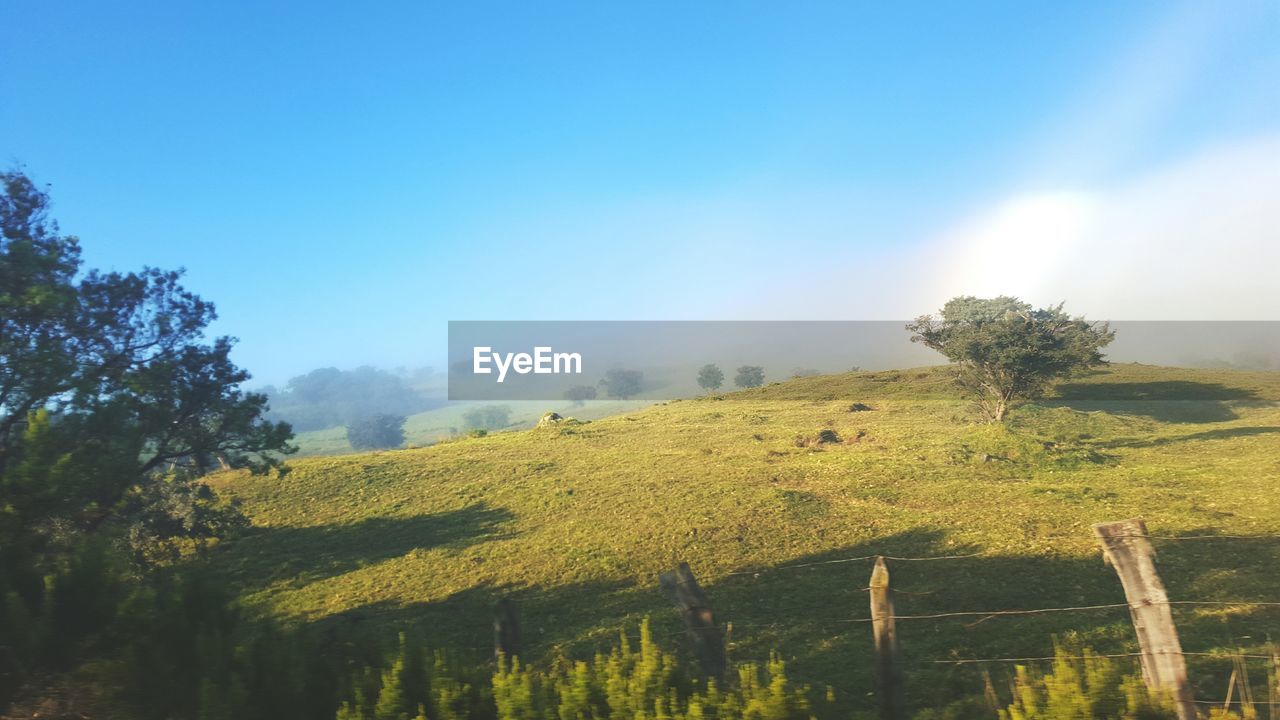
[
  {"x1": 492, "y1": 619, "x2": 813, "y2": 720},
  {"x1": 997, "y1": 643, "x2": 1176, "y2": 720}
]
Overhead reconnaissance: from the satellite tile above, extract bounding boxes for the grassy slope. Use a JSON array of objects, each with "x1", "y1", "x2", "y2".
[
  {"x1": 290, "y1": 400, "x2": 648, "y2": 456},
  {"x1": 210, "y1": 364, "x2": 1280, "y2": 711}
]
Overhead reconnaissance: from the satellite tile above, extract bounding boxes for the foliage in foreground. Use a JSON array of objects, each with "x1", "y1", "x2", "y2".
[
  {"x1": 996, "y1": 644, "x2": 1177, "y2": 720},
  {"x1": 336, "y1": 619, "x2": 815, "y2": 720},
  {"x1": 0, "y1": 168, "x2": 295, "y2": 708}
]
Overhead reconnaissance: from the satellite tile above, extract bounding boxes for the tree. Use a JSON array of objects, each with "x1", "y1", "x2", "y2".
[
  {"x1": 346, "y1": 414, "x2": 407, "y2": 450},
  {"x1": 0, "y1": 169, "x2": 295, "y2": 696},
  {"x1": 266, "y1": 365, "x2": 437, "y2": 432},
  {"x1": 461, "y1": 405, "x2": 511, "y2": 430},
  {"x1": 0, "y1": 169, "x2": 293, "y2": 535},
  {"x1": 696, "y1": 364, "x2": 724, "y2": 393},
  {"x1": 734, "y1": 366, "x2": 765, "y2": 389},
  {"x1": 563, "y1": 384, "x2": 597, "y2": 406},
  {"x1": 906, "y1": 296, "x2": 1114, "y2": 422},
  {"x1": 600, "y1": 369, "x2": 643, "y2": 399}
]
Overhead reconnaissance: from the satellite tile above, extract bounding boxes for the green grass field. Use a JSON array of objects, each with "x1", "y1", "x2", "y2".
[
  {"x1": 288, "y1": 399, "x2": 648, "y2": 455},
  {"x1": 209, "y1": 364, "x2": 1280, "y2": 713}
]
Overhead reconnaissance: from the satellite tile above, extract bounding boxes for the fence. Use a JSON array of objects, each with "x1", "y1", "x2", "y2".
[{"x1": 491, "y1": 517, "x2": 1280, "y2": 719}]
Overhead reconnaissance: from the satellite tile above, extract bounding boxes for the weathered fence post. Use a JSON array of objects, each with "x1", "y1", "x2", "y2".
[
  {"x1": 1093, "y1": 519, "x2": 1196, "y2": 720},
  {"x1": 659, "y1": 562, "x2": 726, "y2": 681},
  {"x1": 869, "y1": 556, "x2": 906, "y2": 720},
  {"x1": 494, "y1": 597, "x2": 521, "y2": 659}
]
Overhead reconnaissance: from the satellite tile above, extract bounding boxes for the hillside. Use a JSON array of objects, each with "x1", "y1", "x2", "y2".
[
  {"x1": 289, "y1": 399, "x2": 648, "y2": 455},
  {"x1": 209, "y1": 364, "x2": 1280, "y2": 712}
]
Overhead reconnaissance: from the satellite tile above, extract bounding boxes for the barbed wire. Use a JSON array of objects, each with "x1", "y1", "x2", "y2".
[
  {"x1": 931, "y1": 651, "x2": 1277, "y2": 664},
  {"x1": 714, "y1": 599, "x2": 1280, "y2": 629},
  {"x1": 1120, "y1": 533, "x2": 1280, "y2": 540},
  {"x1": 725, "y1": 552, "x2": 986, "y2": 575},
  {"x1": 722, "y1": 531, "x2": 1280, "y2": 577}
]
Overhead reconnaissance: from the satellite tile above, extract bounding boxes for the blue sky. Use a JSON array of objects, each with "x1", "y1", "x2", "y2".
[{"x1": 2, "y1": 1, "x2": 1277, "y2": 385}]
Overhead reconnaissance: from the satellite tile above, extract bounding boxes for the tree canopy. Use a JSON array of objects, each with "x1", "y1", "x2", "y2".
[
  {"x1": 600, "y1": 368, "x2": 643, "y2": 399},
  {"x1": 696, "y1": 364, "x2": 724, "y2": 393},
  {"x1": 734, "y1": 366, "x2": 765, "y2": 389},
  {"x1": 563, "y1": 384, "x2": 598, "y2": 405},
  {"x1": 1, "y1": 168, "x2": 295, "y2": 576},
  {"x1": 265, "y1": 365, "x2": 439, "y2": 432},
  {"x1": 461, "y1": 404, "x2": 512, "y2": 431},
  {"x1": 346, "y1": 413, "x2": 407, "y2": 450},
  {"x1": 906, "y1": 296, "x2": 1114, "y2": 421}
]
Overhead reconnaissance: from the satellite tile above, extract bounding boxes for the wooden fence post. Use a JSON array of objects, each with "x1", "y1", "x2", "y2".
[
  {"x1": 494, "y1": 597, "x2": 521, "y2": 660},
  {"x1": 1093, "y1": 519, "x2": 1196, "y2": 720},
  {"x1": 659, "y1": 562, "x2": 726, "y2": 681},
  {"x1": 869, "y1": 556, "x2": 906, "y2": 720}
]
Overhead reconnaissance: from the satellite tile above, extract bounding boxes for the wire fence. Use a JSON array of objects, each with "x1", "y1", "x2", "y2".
[{"x1": 661, "y1": 527, "x2": 1280, "y2": 714}]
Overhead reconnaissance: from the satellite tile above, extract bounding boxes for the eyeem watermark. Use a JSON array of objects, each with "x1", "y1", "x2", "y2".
[
  {"x1": 448, "y1": 320, "x2": 1280, "y2": 400},
  {"x1": 473, "y1": 346, "x2": 583, "y2": 383}
]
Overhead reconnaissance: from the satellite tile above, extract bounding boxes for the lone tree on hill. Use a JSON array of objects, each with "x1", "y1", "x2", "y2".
[
  {"x1": 907, "y1": 296, "x2": 1114, "y2": 422},
  {"x1": 696, "y1": 364, "x2": 724, "y2": 393},
  {"x1": 346, "y1": 413, "x2": 406, "y2": 450},
  {"x1": 734, "y1": 366, "x2": 765, "y2": 389}
]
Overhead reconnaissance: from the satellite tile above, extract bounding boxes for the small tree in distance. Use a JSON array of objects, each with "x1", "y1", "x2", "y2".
[
  {"x1": 462, "y1": 405, "x2": 511, "y2": 430},
  {"x1": 563, "y1": 384, "x2": 597, "y2": 406},
  {"x1": 906, "y1": 296, "x2": 1114, "y2": 422},
  {"x1": 600, "y1": 369, "x2": 643, "y2": 399},
  {"x1": 346, "y1": 414, "x2": 406, "y2": 450},
  {"x1": 696, "y1": 364, "x2": 724, "y2": 393},
  {"x1": 734, "y1": 366, "x2": 765, "y2": 389}
]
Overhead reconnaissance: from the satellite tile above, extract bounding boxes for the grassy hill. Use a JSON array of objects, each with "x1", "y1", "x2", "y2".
[
  {"x1": 208, "y1": 364, "x2": 1280, "y2": 712},
  {"x1": 289, "y1": 399, "x2": 648, "y2": 455}
]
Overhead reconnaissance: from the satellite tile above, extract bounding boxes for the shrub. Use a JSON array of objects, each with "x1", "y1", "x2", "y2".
[
  {"x1": 492, "y1": 619, "x2": 813, "y2": 720},
  {"x1": 997, "y1": 643, "x2": 1177, "y2": 720},
  {"x1": 794, "y1": 429, "x2": 841, "y2": 448}
]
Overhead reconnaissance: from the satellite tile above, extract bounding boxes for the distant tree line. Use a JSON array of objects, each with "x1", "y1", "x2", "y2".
[{"x1": 695, "y1": 364, "x2": 766, "y2": 392}]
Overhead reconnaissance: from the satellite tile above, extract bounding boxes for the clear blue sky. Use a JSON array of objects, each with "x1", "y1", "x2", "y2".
[{"x1": 3, "y1": 1, "x2": 1277, "y2": 385}]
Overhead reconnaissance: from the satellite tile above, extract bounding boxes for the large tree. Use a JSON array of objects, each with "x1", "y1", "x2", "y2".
[
  {"x1": 906, "y1": 296, "x2": 1114, "y2": 422},
  {"x1": 0, "y1": 169, "x2": 294, "y2": 577}
]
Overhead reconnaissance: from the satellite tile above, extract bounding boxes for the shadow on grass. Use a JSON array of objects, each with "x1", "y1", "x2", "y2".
[
  {"x1": 291, "y1": 525, "x2": 1279, "y2": 712},
  {"x1": 1047, "y1": 380, "x2": 1266, "y2": 423},
  {"x1": 217, "y1": 503, "x2": 515, "y2": 592},
  {"x1": 1098, "y1": 425, "x2": 1280, "y2": 449}
]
